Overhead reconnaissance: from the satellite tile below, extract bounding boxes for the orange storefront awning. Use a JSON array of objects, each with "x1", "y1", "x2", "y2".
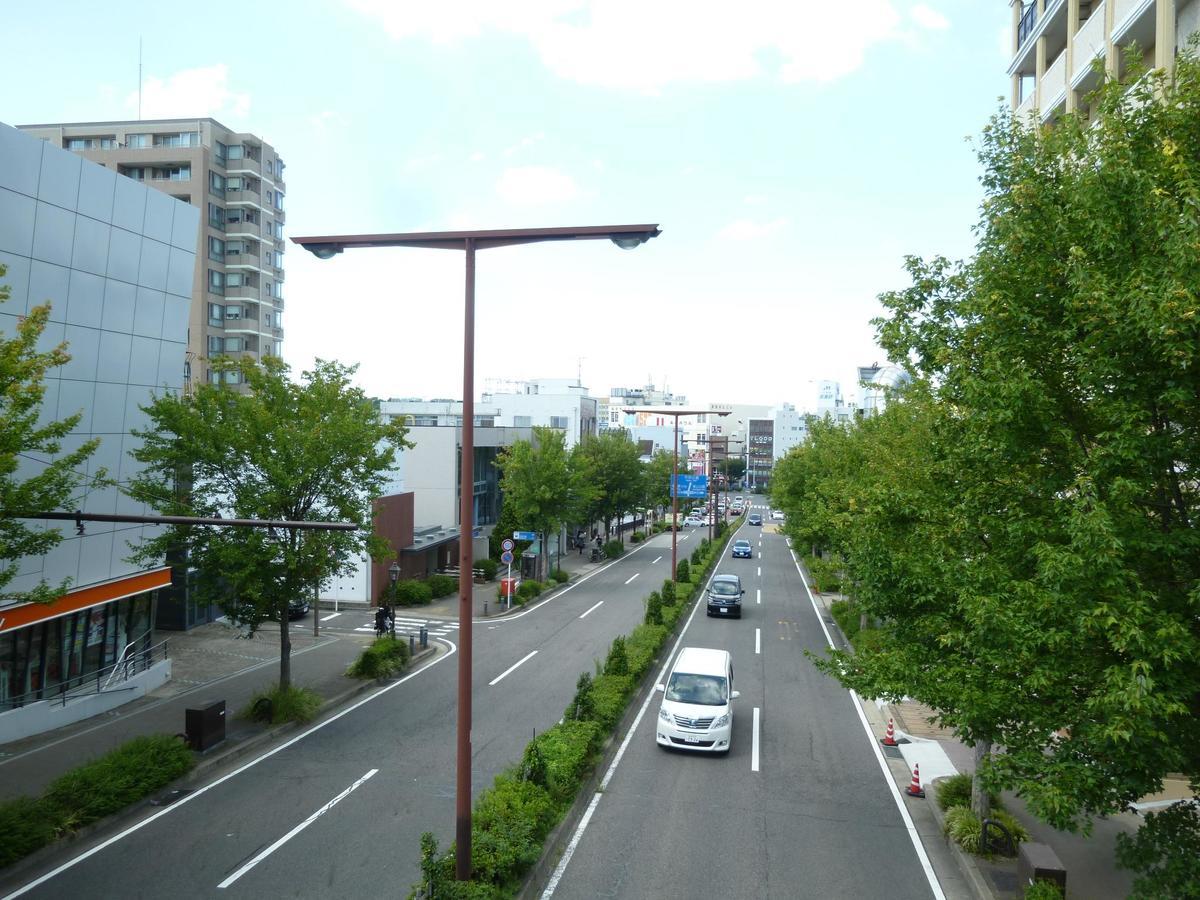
[{"x1": 0, "y1": 567, "x2": 172, "y2": 634}]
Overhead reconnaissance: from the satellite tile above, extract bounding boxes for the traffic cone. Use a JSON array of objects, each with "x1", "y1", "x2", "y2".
[
  {"x1": 881, "y1": 718, "x2": 898, "y2": 747},
  {"x1": 905, "y1": 763, "x2": 925, "y2": 798}
]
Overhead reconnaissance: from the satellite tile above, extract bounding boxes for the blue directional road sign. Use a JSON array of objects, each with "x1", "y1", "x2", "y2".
[
  {"x1": 671, "y1": 474, "x2": 708, "y2": 499},
  {"x1": 500, "y1": 550, "x2": 514, "y2": 564},
  {"x1": 513, "y1": 530, "x2": 538, "y2": 541}
]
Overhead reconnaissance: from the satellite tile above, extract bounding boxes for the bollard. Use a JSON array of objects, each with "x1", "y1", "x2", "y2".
[
  {"x1": 409, "y1": 633, "x2": 415, "y2": 657},
  {"x1": 420, "y1": 625, "x2": 428, "y2": 649}
]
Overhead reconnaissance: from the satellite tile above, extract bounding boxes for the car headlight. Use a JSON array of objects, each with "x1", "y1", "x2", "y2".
[
  {"x1": 712, "y1": 713, "x2": 730, "y2": 729},
  {"x1": 659, "y1": 708, "x2": 673, "y2": 723}
]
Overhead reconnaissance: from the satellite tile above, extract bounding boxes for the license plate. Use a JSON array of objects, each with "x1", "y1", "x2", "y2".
[
  {"x1": 719, "y1": 608, "x2": 727, "y2": 614},
  {"x1": 683, "y1": 735, "x2": 700, "y2": 743}
]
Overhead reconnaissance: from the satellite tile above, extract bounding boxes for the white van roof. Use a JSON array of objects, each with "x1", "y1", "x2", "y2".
[{"x1": 672, "y1": 646, "x2": 730, "y2": 677}]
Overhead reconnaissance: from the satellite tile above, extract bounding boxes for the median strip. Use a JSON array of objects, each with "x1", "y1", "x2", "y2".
[{"x1": 489, "y1": 650, "x2": 539, "y2": 686}]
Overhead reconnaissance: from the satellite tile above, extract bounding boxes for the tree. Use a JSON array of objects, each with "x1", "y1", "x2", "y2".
[
  {"x1": 1, "y1": 269, "x2": 102, "y2": 603},
  {"x1": 641, "y1": 449, "x2": 676, "y2": 518},
  {"x1": 495, "y1": 427, "x2": 577, "y2": 576},
  {"x1": 805, "y1": 51, "x2": 1200, "y2": 859},
  {"x1": 127, "y1": 356, "x2": 409, "y2": 689},
  {"x1": 572, "y1": 429, "x2": 643, "y2": 541}
]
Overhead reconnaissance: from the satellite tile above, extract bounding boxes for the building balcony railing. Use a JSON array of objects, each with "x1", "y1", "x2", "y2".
[
  {"x1": 1072, "y1": 2, "x2": 1107, "y2": 84},
  {"x1": 1041, "y1": 48, "x2": 1068, "y2": 117},
  {"x1": 224, "y1": 155, "x2": 262, "y2": 176},
  {"x1": 1016, "y1": 90, "x2": 1037, "y2": 125},
  {"x1": 225, "y1": 219, "x2": 263, "y2": 239},
  {"x1": 1017, "y1": 3, "x2": 1037, "y2": 50},
  {"x1": 225, "y1": 284, "x2": 264, "y2": 301},
  {"x1": 225, "y1": 188, "x2": 261, "y2": 205}
]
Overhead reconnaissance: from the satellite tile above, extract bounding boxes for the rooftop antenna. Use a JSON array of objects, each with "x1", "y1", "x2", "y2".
[
  {"x1": 138, "y1": 38, "x2": 143, "y2": 120},
  {"x1": 577, "y1": 357, "x2": 584, "y2": 387}
]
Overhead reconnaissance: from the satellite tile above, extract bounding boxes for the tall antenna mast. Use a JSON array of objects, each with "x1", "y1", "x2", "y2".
[{"x1": 138, "y1": 38, "x2": 143, "y2": 120}]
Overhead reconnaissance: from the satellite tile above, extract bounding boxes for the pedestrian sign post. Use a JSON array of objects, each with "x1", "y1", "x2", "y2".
[
  {"x1": 500, "y1": 550, "x2": 514, "y2": 564},
  {"x1": 501, "y1": 538, "x2": 515, "y2": 552},
  {"x1": 512, "y1": 531, "x2": 537, "y2": 542}
]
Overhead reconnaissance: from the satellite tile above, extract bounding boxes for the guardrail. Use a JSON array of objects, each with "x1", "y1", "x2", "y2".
[{"x1": 2, "y1": 638, "x2": 170, "y2": 711}]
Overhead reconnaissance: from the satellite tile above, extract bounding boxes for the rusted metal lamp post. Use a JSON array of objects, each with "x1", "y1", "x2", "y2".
[{"x1": 293, "y1": 224, "x2": 659, "y2": 881}]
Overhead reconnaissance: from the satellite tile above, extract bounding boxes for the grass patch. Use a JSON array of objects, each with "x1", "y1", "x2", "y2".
[
  {"x1": 241, "y1": 684, "x2": 323, "y2": 725},
  {"x1": 346, "y1": 636, "x2": 411, "y2": 679}
]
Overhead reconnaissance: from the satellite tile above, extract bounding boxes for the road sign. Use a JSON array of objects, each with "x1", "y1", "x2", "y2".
[
  {"x1": 513, "y1": 530, "x2": 537, "y2": 541},
  {"x1": 500, "y1": 550, "x2": 514, "y2": 564},
  {"x1": 671, "y1": 474, "x2": 708, "y2": 499},
  {"x1": 501, "y1": 538, "x2": 515, "y2": 552}
]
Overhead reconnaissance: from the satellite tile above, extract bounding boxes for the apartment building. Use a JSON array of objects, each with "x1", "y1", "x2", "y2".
[
  {"x1": 18, "y1": 118, "x2": 286, "y2": 392},
  {"x1": 1009, "y1": 0, "x2": 1200, "y2": 124},
  {"x1": 602, "y1": 383, "x2": 688, "y2": 431},
  {"x1": 481, "y1": 378, "x2": 598, "y2": 448},
  {"x1": 0, "y1": 123, "x2": 196, "y2": 739}
]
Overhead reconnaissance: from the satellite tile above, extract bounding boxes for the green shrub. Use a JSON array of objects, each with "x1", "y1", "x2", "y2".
[
  {"x1": 477, "y1": 557, "x2": 499, "y2": 580},
  {"x1": 988, "y1": 809, "x2": 1029, "y2": 850},
  {"x1": 675, "y1": 559, "x2": 690, "y2": 582},
  {"x1": 700, "y1": 537, "x2": 710, "y2": 553},
  {"x1": 565, "y1": 671, "x2": 594, "y2": 721},
  {"x1": 395, "y1": 579, "x2": 433, "y2": 606},
  {"x1": 661, "y1": 579, "x2": 676, "y2": 606},
  {"x1": 944, "y1": 806, "x2": 1028, "y2": 857},
  {"x1": 426, "y1": 574, "x2": 457, "y2": 598},
  {"x1": 829, "y1": 599, "x2": 860, "y2": 641},
  {"x1": 630, "y1": 530, "x2": 644, "y2": 543},
  {"x1": 551, "y1": 568, "x2": 569, "y2": 584},
  {"x1": 603, "y1": 539, "x2": 623, "y2": 559},
  {"x1": 517, "y1": 579, "x2": 543, "y2": 600},
  {"x1": 661, "y1": 601, "x2": 684, "y2": 629},
  {"x1": 936, "y1": 773, "x2": 972, "y2": 811},
  {"x1": 346, "y1": 636, "x2": 411, "y2": 679},
  {"x1": 526, "y1": 720, "x2": 599, "y2": 802},
  {"x1": 644, "y1": 591, "x2": 663, "y2": 626},
  {"x1": 604, "y1": 636, "x2": 629, "y2": 676},
  {"x1": 470, "y1": 775, "x2": 557, "y2": 890},
  {"x1": 0, "y1": 796, "x2": 65, "y2": 868},
  {"x1": 1023, "y1": 881, "x2": 1064, "y2": 900},
  {"x1": 591, "y1": 674, "x2": 634, "y2": 731},
  {"x1": 1117, "y1": 801, "x2": 1200, "y2": 900},
  {"x1": 44, "y1": 734, "x2": 194, "y2": 832},
  {"x1": 241, "y1": 684, "x2": 323, "y2": 725},
  {"x1": 626, "y1": 624, "x2": 667, "y2": 678},
  {"x1": 690, "y1": 547, "x2": 702, "y2": 567}
]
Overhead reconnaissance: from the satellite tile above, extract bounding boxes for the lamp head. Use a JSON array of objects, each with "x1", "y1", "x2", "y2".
[
  {"x1": 308, "y1": 244, "x2": 343, "y2": 260},
  {"x1": 610, "y1": 233, "x2": 653, "y2": 250}
]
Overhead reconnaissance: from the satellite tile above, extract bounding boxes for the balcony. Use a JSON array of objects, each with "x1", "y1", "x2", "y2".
[
  {"x1": 1112, "y1": 0, "x2": 1156, "y2": 54},
  {"x1": 224, "y1": 155, "x2": 262, "y2": 176},
  {"x1": 1017, "y1": 3, "x2": 1037, "y2": 50},
  {"x1": 224, "y1": 188, "x2": 261, "y2": 206},
  {"x1": 1072, "y1": 2, "x2": 1107, "y2": 88},
  {"x1": 1041, "y1": 48, "x2": 1068, "y2": 120},
  {"x1": 225, "y1": 218, "x2": 263, "y2": 239},
  {"x1": 225, "y1": 283, "x2": 264, "y2": 301},
  {"x1": 1016, "y1": 90, "x2": 1037, "y2": 126}
]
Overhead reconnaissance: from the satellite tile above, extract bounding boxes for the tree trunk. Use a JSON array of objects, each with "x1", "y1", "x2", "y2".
[
  {"x1": 279, "y1": 603, "x2": 292, "y2": 691},
  {"x1": 971, "y1": 740, "x2": 992, "y2": 823}
]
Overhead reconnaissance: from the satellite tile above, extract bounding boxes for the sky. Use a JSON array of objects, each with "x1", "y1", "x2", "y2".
[{"x1": 3, "y1": 0, "x2": 1013, "y2": 412}]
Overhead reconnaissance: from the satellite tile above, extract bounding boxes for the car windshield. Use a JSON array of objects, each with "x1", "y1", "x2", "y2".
[
  {"x1": 734, "y1": 541, "x2": 751, "y2": 550},
  {"x1": 666, "y1": 673, "x2": 728, "y2": 705},
  {"x1": 711, "y1": 580, "x2": 739, "y2": 596}
]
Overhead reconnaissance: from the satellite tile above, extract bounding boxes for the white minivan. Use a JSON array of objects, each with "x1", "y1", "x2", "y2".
[{"x1": 655, "y1": 647, "x2": 739, "y2": 753}]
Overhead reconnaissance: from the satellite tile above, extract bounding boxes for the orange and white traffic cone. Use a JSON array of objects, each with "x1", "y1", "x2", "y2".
[
  {"x1": 905, "y1": 763, "x2": 925, "y2": 798},
  {"x1": 881, "y1": 718, "x2": 899, "y2": 747}
]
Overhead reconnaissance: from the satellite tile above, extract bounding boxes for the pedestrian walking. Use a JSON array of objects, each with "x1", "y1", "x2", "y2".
[{"x1": 374, "y1": 605, "x2": 387, "y2": 638}]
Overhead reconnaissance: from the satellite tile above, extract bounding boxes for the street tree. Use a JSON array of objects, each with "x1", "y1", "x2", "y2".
[
  {"x1": 641, "y1": 449, "x2": 676, "y2": 518},
  {"x1": 1, "y1": 269, "x2": 102, "y2": 603},
  {"x1": 572, "y1": 429, "x2": 643, "y2": 541},
  {"x1": 127, "y1": 356, "x2": 409, "y2": 690},
  {"x1": 495, "y1": 426, "x2": 578, "y2": 576}
]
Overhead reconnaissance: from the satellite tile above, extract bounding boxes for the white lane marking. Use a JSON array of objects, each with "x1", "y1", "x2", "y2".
[
  {"x1": 757, "y1": 566, "x2": 761, "y2": 577},
  {"x1": 755, "y1": 628, "x2": 761, "y2": 655},
  {"x1": 756, "y1": 589, "x2": 761, "y2": 605},
  {"x1": 489, "y1": 650, "x2": 538, "y2": 686},
  {"x1": 217, "y1": 769, "x2": 377, "y2": 888},
  {"x1": 652, "y1": 556, "x2": 662, "y2": 564},
  {"x1": 579, "y1": 600, "x2": 604, "y2": 619},
  {"x1": 320, "y1": 612, "x2": 342, "y2": 622},
  {"x1": 542, "y1": 557, "x2": 721, "y2": 899},
  {"x1": 793, "y1": 556, "x2": 946, "y2": 899},
  {"x1": 758, "y1": 551, "x2": 762, "y2": 559},
  {"x1": 3, "y1": 642, "x2": 457, "y2": 899},
  {"x1": 752, "y1": 707, "x2": 761, "y2": 773},
  {"x1": 624, "y1": 573, "x2": 639, "y2": 586}
]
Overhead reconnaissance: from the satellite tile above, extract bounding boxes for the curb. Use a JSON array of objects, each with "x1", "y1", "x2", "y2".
[{"x1": 925, "y1": 777, "x2": 1003, "y2": 900}]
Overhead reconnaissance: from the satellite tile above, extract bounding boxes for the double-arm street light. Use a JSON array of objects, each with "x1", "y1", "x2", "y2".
[
  {"x1": 625, "y1": 408, "x2": 728, "y2": 582},
  {"x1": 293, "y1": 223, "x2": 659, "y2": 881}
]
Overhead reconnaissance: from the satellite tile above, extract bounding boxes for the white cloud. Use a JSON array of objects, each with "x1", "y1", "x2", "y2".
[
  {"x1": 347, "y1": 0, "x2": 911, "y2": 89},
  {"x1": 309, "y1": 110, "x2": 346, "y2": 132},
  {"x1": 124, "y1": 64, "x2": 250, "y2": 120},
  {"x1": 715, "y1": 217, "x2": 789, "y2": 241},
  {"x1": 743, "y1": 194, "x2": 768, "y2": 206},
  {"x1": 503, "y1": 132, "x2": 546, "y2": 156},
  {"x1": 469, "y1": 150, "x2": 486, "y2": 162},
  {"x1": 496, "y1": 166, "x2": 580, "y2": 205},
  {"x1": 404, "y1": 153, "x2": 443, "y2": 173},
  {"x1": 910, "y1": 3, "x2": 949, "y2": 30}
]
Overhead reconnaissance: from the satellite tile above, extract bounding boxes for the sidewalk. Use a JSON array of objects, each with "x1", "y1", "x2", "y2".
[
  {"x1": 808, "y1": 585, "x2": 1188, "y2": 900},
  {"x1": 0, "y1": 542, "x2": 617, "y2": 808}
]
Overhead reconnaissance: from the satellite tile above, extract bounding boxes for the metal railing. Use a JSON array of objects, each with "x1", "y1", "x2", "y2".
[
  {"x1": 1, "y1": 638, "x2": 170, "y2": 711},
  {"x1": 1017, "y1": 3, "x2": 1038, "y2": 49}
]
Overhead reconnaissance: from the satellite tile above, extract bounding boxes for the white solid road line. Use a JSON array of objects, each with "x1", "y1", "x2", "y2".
[
  {"x1": 579, "y1": 600, "x2": 604, "y2": 619},
  {"x1": 752, "y1": 707, "x2": 761, "y2": 773},
  {"x1": 755, "y1": 628, "x2": 761, "y2": 655},
  {"x1": 489, "y1": 650, "x2": 538, "y2": 686},
  {"x1": 319, "y1": 612, "x2": 342, "y2": 622},
  {"x1": 217, "y1": 769, "x2": 378, "y2": 889},
  {"x1": 652, "y1": 555, "x2": 662, "y2": 564},
  {"x1": 624, "y1": 573, "x2": 639, "y2": 586},
  {"x1": 756, "y1": 589, "x2": 761, "y2": 605},
  {"x1": 757, "y1": 566, "x2": 761, "y2": 577}
]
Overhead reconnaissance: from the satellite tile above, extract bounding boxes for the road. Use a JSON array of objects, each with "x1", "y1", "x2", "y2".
[
  {"x1": 542, "y1": 501, "x2": 946, "y2": 900},
  {"x1": 3, "y1": 529, "x2": 684, "y2": 899}
]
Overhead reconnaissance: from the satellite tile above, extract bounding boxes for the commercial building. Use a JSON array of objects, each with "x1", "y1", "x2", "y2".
[
  {"x1": 0, "y1": 123, "x2": 196, "y2": 740},
  {"x1": 602, "y1": 383, "x2": 688, "y2": 431},
  {"x1": 747, "y1": 418, "x2": 775, "y2": 489},
  {"x1": 1008, "y1": 0, "x2": 1200, "y2": 125},
  {"x1": 17, "y1": 118, "x2": 286, "y2": 393},
  {"x1": 481, "y1": 378, "x2": 598, "y2": 448}
]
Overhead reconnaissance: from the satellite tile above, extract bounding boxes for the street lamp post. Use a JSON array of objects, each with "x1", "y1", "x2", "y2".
[
  {"x1": 295, "y1": 224, "x2": 659, "y2": 881},
  {"x1": 626, "y1": 409, "x2": 728, "y2": 582}
]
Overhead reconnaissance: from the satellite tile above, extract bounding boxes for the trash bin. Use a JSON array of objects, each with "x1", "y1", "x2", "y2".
[
  {"x1": 1017, "y1": 842, "x2": 1066, "y2": 897},
  {"x1": 185, "y1": 699, "x2": 226, "y2": 752}
]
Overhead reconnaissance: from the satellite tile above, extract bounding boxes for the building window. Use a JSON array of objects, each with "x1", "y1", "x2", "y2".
[
  {"x1": 550, "y1": 416, "x2": 569, "y2": 430},
  {"x1": 118, "y1": 165, "x2": 146, "y2": 181},
  {"x1": 414, "y1": 416, "x2": 437, "y2": 427},
  {"x1": 209, "y1": 171, "x2": 225, "y2": 195},
  {"x1": 207, "y1": 269, "x2": 225, "y2": 295},
  {"x1": 225, "y1": 337, "x2": 243, "y2": 352},
  {"x1": 225, "y1": 272, "x2": 244, "y2": 288},
  {"x1": 207, "y1": 202, "x2": 225, "y2": 230},
  {"x1": 227, "y1": 144, "x2": 244, "y2": 160},
  {"x1": 126, "y1": 133, "x2": 150, "y2": 148},
  {"x1": 207, "y1": 303, "x2": 223, "y2": 326},
  {"x1": 214, "y1": 141, "x2": 227, "y2": 164},
  {"x1": 154, "y1": 132, "x2": 200, "y2": 148},
  {"x1": 225, "y1": 306, "x2": 242, "y2": 320},
  {"x1": 207, "y1": 336, "x2": 223, "y2": 354},
  {"x1": 513, "y1": 416, "x2": 532, "y2": 427},
  {"x1": 207, "y1": 236, "x2": 225, "y2": 262}
]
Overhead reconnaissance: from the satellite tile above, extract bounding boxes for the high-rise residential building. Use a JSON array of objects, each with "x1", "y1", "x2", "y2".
[
  {"x1": 17, "y1": 118, "x2": 286, "y2": 393},
  {"x1": 1008, "y1": 0, "x2": 1200, "y2": 125}
]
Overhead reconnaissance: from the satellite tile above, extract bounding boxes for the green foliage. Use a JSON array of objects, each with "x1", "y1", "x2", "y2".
[
  {"x1": 0, "y1": 272, "x2": 103, "y2": 604},
  {"x1": 1116, "y1": 800, "x2": 1200, "y2": 899},
  {"x1": 602, "y1": 539, "x2": 623, "y2": 559},
  {"x1": 572, "y1": 430, "x2": 644, "y2": 539},
  {"x1": 44, "y1": 734, "x2": 194, "y2": 831},
  {"x1": 641, "y1": 449, "x2": 676, "y2": 512},
  {"x1": 1022, "y1": 881, "x2": 1064, "y2": 900},
  {"x1": 346, "y1": 636, "x2": 411, "y2": 679},
  {"x1": 675, "y1": 559, "x2": 690, "y2": 582},
  {"x1": 476, "y1": 557, "x2": 499, "y2": 581},
  {"x1": 936, "y1": 773, "x2": 977, "y2": 811},
  {"x1": 517, "y1": 579, "x2": 543, "y2": 600},
  {"x1": 470, "y1": 775, "x2": 557, "y2": 891},
  {"x1": 604, "y1": 635, "x2": 629, "y2": 677},
  {"x1": 526, "y1": 721, "x2": 599, "y2": 803},
  {"x1": 690, "y1": 547, "x2": 702, "y2": 567},
  {"x1": 661, "y1": 579, "x2": 676, "y2": 606},
  {"x1": 127, "y1": 356, "x2": 409, "y2": 691},
  {"x1": 395, "y1": 579, "x2": 434, "y2": 606},
  {"x1": 943, "y1": 806, "x2": 984, "y2": 855},
  {"x1": 0, "y1": 796, "x2": 61, "y2": 868},
  {"x1": 661, "y1": 600, "x2": 685, "y2": 629},
  {"x1": 426, "y1": 573, "x2": 457, "y2": 598},
  {"x1": 551, "y1": 568, "x2": 569, "y2": 584},
  {"x1": 805, "y1": 554, "x2": 843, "y2": 593},
  {"x1": 242, "y1": 684, "x2": 322, "y2": 724},
  {"x1": 590, "y1": 674, "x2": 634, "y2": 731},
  {"x1": 644, "y1": 590, "x2": 663, "y2": 626},
  {"x1": 626, "y1": 624, "x2": 667, "y2": 679},
  {"x1": 630, "y1": 530, "x2": 644, "y2": 543},
  {"x1": 565, "y1": 671, "x2": 595, "y2": 722}
]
